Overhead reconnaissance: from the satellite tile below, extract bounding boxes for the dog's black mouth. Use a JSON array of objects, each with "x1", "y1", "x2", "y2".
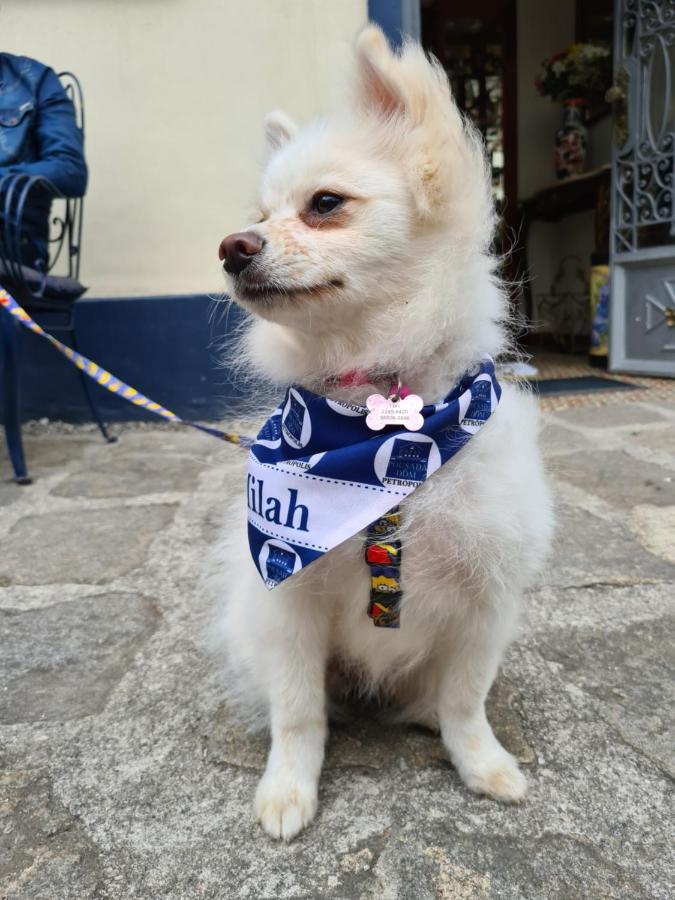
[{"x1": 233, "y1": 277, "x2": 344, "y2": 303}]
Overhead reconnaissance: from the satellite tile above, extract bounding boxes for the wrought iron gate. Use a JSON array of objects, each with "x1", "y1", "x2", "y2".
[{"x1": 610, "y1": 0, "x2": 675, "y2": 375}]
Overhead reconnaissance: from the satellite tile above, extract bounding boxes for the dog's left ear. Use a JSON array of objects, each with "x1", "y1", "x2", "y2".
[
  {"x1": 354, "y1": 26, "x2": 405, "y2": 120},
  {"x1": 354, "y1": 26, "x2": 476, "y2": 222},
  {"x1": 264, "y1": 110, "x2": 298, "y2": 153}
]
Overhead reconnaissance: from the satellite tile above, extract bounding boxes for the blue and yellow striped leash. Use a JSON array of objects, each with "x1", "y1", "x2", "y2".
[
  {"x1": 0, "y1": 287, "x2": 253, "y2": 448},
  {"x1": 2, "y1": 286, "x2": 411, "y2": 626}
]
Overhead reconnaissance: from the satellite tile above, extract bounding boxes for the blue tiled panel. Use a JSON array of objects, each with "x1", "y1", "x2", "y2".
[{"x1": 0, "y1": 294, "x2": 255, "y2": 423}]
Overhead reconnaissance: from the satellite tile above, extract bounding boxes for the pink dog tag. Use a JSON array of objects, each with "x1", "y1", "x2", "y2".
[{"x1": 366, "y1": 393, "x2": 424, "y2": 431}]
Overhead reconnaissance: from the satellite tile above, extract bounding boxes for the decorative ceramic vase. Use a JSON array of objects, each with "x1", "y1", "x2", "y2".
[{"x1": 554, "y1": 99, "x2": 587, "y2": 179}]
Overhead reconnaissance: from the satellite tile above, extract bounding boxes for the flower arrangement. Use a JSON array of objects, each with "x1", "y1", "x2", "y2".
[{"x1": 535, "y1": 43, "x2": 612, "y2": 107}]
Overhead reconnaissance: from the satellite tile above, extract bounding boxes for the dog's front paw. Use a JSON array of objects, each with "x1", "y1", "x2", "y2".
[
  {"x1": 460, "y1": 753, "x2": 527, "y2": 804},
  {"x1": 254, "y1": 771, "x2": 318, "y2": 841}
]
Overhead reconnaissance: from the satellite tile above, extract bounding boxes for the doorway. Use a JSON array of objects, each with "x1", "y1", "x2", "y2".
[{"x1": 421, "y1": 0, "x2": 518, "y2": 235}]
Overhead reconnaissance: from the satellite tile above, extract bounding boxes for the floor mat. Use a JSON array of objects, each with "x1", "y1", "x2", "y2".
[
  {"x1": 535, "y1": 375, "x2": 640, "y2": 396},
  {"x1": 519, "y1": 352, "x2": 674, "y2": 410}
]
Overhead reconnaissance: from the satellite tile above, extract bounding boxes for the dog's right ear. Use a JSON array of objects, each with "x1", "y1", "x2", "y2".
[{"x1": 264, "y1": 110, "x2": 297, "y2": 152}]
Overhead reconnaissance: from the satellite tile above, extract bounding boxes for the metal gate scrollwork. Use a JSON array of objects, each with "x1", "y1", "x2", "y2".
[
  {"x1": 613, "y1": 0, "x2": 675, "y2": 252},
  {"x1": 610, "y1": 0, "x2": 675, "y2": 376}
]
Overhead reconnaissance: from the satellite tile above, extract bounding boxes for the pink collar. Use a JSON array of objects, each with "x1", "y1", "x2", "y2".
[
  {"x1": 335, "y1": 370, "x2": 371, "y2": 388},
  {"x1": 333, "y1": 370, "x2": 412, "y2": 400}
]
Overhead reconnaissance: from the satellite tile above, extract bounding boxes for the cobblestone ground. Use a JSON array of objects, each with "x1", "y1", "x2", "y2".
[{"x1": 1, "y1": 400, "x2": 673, "y2": 900}]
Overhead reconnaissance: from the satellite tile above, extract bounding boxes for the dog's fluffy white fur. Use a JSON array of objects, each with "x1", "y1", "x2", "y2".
[{"x1": 211, "y1": 26, "x2": 553, "y2": 841}]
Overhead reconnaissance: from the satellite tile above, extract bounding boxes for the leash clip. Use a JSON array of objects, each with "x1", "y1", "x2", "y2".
[
  {"x1": 388, "y1": 376, "x2": 412, "y2": 402},
  {"x1": 388, "y1": 377, "x2": 403, "y2": 402},
  {"x1": 388, "y1": 376, "x2": 414, "y2": 402}
]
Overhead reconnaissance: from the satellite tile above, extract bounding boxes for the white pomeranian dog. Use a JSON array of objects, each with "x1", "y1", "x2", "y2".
[{"x1": 213, "y1": 25, "x2": 553, "y2": 841}]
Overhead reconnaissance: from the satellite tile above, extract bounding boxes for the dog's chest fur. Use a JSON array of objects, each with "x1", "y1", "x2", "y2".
[{"x1": 289, "y1": 382, "x2": 547, "y2": 685}]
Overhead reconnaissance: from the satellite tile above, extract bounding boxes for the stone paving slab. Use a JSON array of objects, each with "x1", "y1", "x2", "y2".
[
  {"x1": 551, "y1": 403, "x2": 668, "y2": 428},
  {"x1": 551, "y1": 448, "x2": 675, "y2": 509},
  {"x1": 21, "y1": 434, "x2": 93, "y2": 471},
  {"x1": 0, "y1": 504, "x2": 177, "y2": 586},
  {"x1": 546, "y1": 499, "x2": 675, "y2": 587},
  {"x1": 631, "y1": 504, "x2": 675, "y2": 564},
  {"x1": 539, "y1": 609, "x2": 674, "y2": 779},
  {"x1": 625, "y1": 424, "x2": 675, "y2": 457},
  {"x1": 0, "y1": 770, "x2": 104, "y2": 900},
  {"x1": 0, "y1": 402, "x2": 673, "y2": 899},
  {"x1": 52, "y1": 452, "x2": 204, "y2": 499},
  {"x1": 539, "y1": 422, "x2": 591, "y2": 456},
  {"x1": 1, "y1": 592, "x2": 160, "y2": 724},
  {"x1": 0, "y1": 481, "x2": 21, "y2": 508}
]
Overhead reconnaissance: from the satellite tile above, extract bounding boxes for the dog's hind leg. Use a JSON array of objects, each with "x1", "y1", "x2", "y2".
[
  {"x1": 436, "y1": 591, "x2": 527, "y2": 803},
  {"x1": 254, "y1": 586, "x2": 330, "y2": 841}
]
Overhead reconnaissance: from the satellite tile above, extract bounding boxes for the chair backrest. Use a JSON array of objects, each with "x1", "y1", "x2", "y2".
[
  {"x1": 53, "y1": 71, "x2": 85, "y2": 281},
  {"x1": 58, "y1": 71, "x2": 85, "y2": 133}
]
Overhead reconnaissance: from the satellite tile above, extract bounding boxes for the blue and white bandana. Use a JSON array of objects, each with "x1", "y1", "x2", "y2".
[{"x1": 248, "y1": 357, "x2": 501, "y2": 589}]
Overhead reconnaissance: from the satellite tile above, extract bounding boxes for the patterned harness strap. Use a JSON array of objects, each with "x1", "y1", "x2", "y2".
[{"x1": 365, "y1": 507, "x2": 402, "y2": 628}]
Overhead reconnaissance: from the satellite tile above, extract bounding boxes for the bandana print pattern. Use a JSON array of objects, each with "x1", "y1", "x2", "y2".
[{"x1": 247, "y1": 358, "x2": 501, "y2": 590}]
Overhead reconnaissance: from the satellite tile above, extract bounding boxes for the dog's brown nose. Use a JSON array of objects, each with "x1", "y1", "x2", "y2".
[{"x1": 219, "y1": 231, "x2": 265, "y2": 275}]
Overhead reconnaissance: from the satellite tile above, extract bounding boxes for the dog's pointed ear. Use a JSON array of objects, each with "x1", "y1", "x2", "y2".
[
  {"x1": 354, "y1": 25, "x2": 405, "y2": 119},
  {"x1": 264, "y1": 110, "x2": 298, "y2": 152}
]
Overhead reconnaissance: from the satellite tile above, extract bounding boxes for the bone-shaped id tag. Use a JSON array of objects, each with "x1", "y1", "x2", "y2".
[{"x1": 366, "y1": 393, "x2": 424, "y2": 431}]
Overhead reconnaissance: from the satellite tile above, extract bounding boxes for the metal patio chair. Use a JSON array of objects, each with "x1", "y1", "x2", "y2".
[{"x1": 0, "y1": 71, "x2": 114, "y2": 484}]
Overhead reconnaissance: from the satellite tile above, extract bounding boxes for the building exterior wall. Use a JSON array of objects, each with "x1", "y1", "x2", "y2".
[
  {"x1": 3, "y1": 0, "x2": 611, "y2": 312},
  {"x1": 2, "y1": 0, "x2": 368, "y2": 297}
]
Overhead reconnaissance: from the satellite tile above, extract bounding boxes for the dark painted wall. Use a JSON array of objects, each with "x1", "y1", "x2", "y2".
[
  {"x1": 1, "y1": 295, "x2": 253, "y2": 423},
  {"x1": 368, "y1": 0, "x2": 420, "y2": 46},
  {"x1": 368, "y1": 0, "x2": 404, "y2": 45}
]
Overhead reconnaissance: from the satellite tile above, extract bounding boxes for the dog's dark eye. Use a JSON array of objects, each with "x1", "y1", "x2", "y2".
[{"x1": 310, "y1": 192, "x2": 344, "y2": 215}]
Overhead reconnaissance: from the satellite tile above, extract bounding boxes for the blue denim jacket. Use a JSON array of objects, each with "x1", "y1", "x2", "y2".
[
  {"x1": 0, "y1": 53, "x2": 87, "y2": 193},
  {"x1": 0, "y1": 53, "x2": 87, "y2": 265}
]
